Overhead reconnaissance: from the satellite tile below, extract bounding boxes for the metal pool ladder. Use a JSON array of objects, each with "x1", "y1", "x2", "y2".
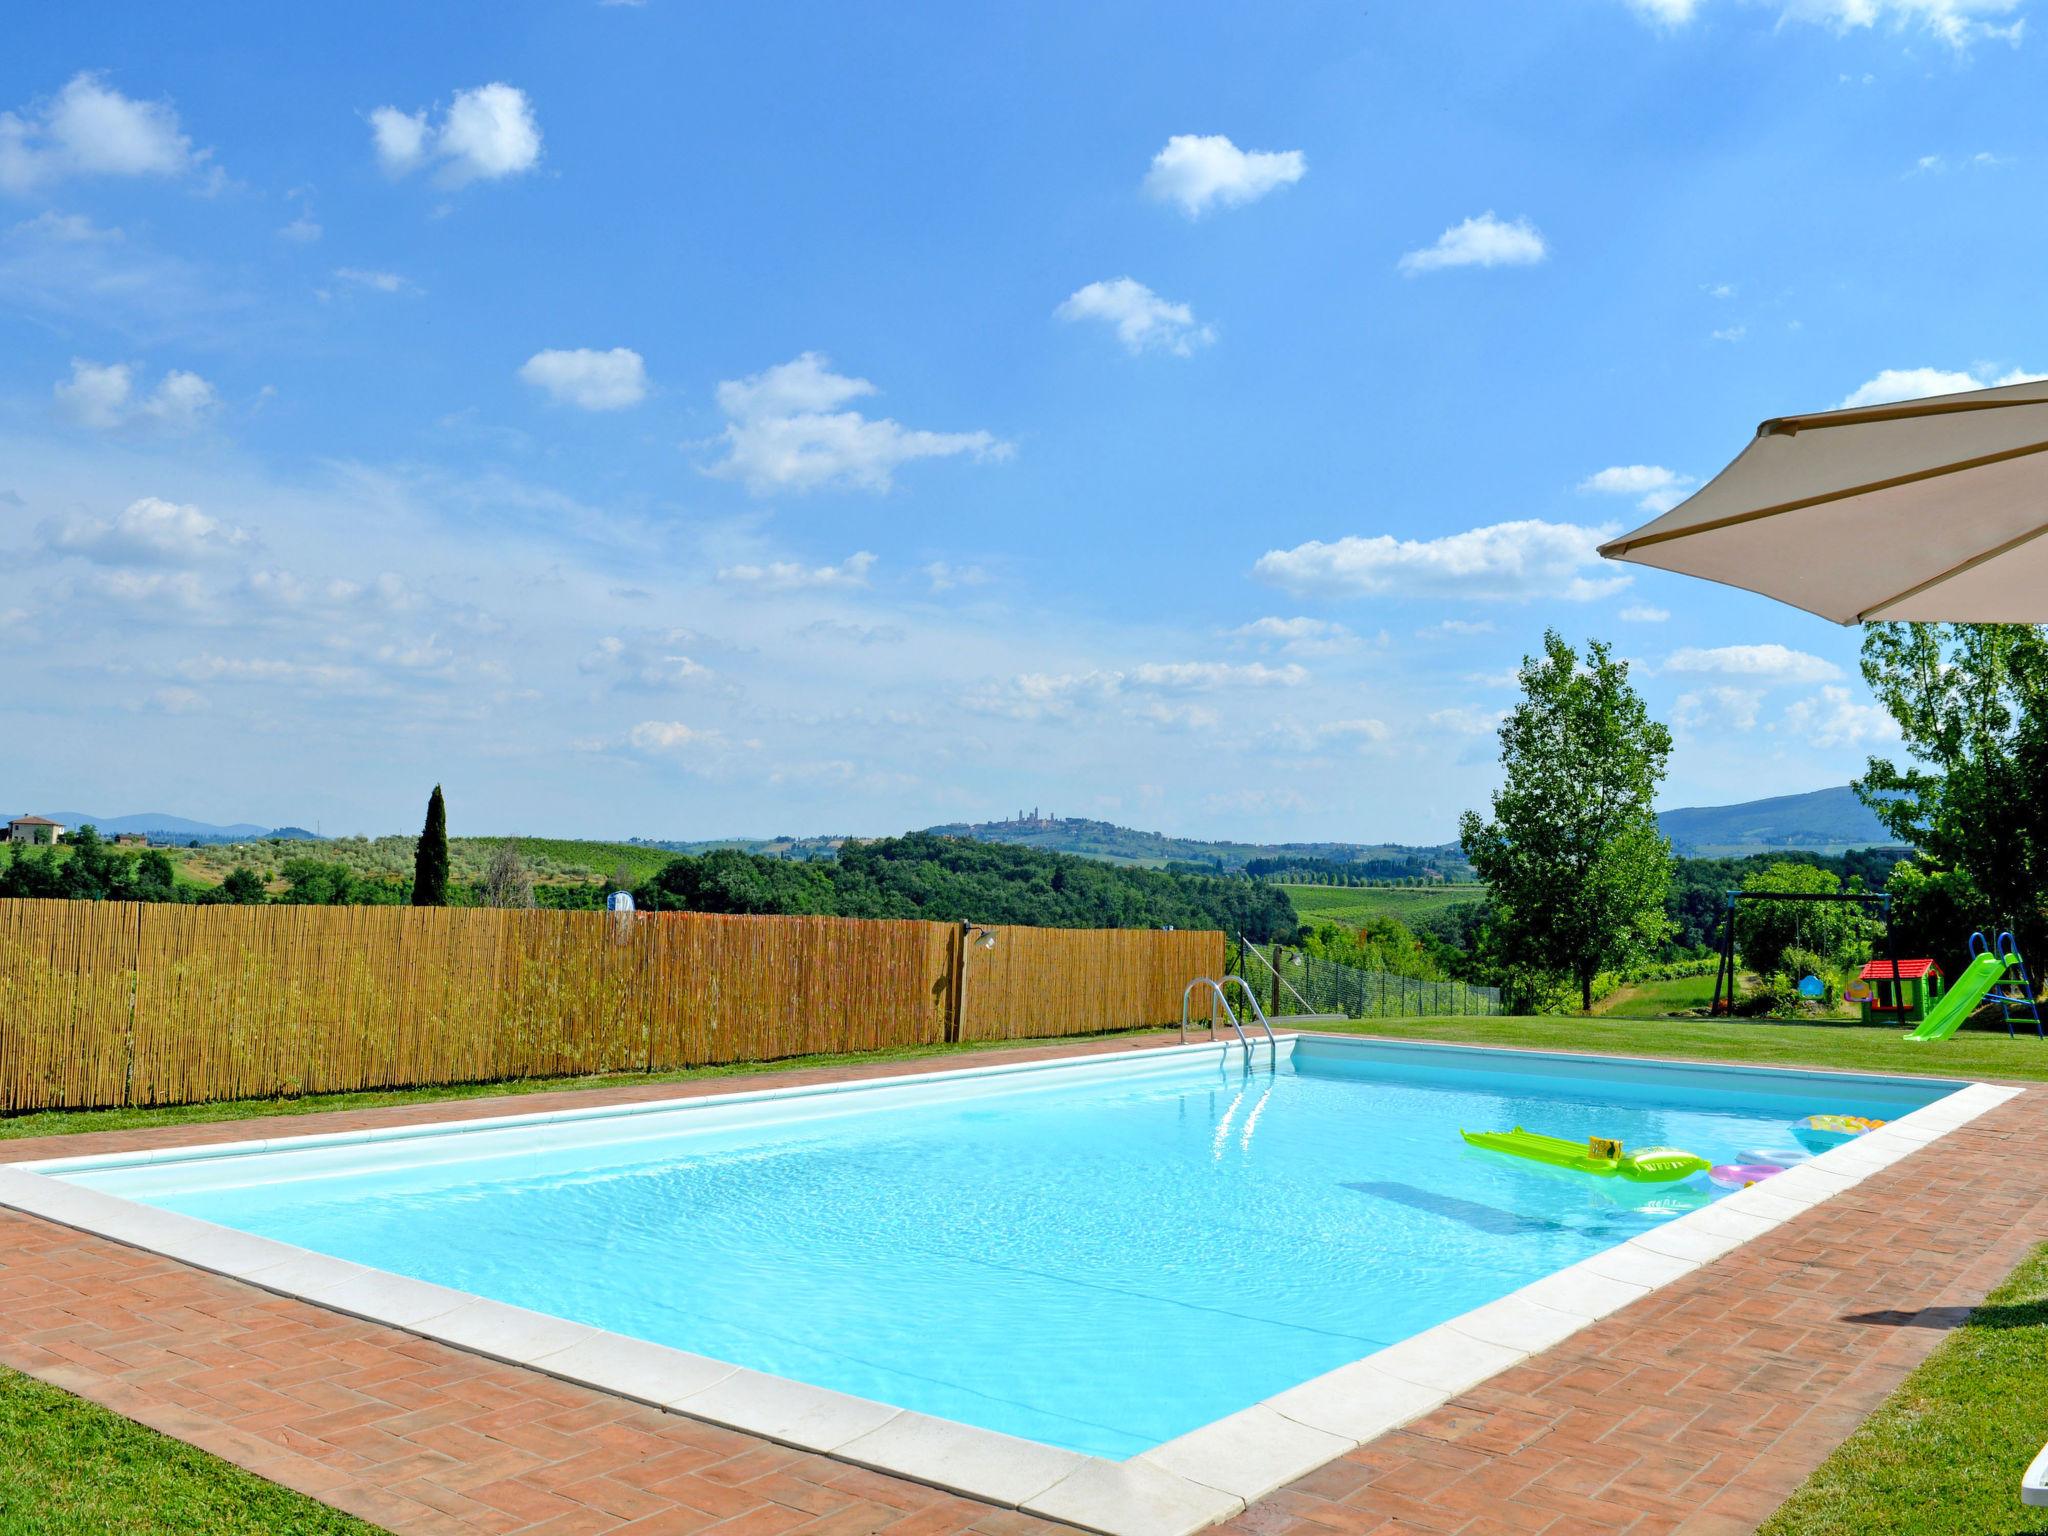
[{"x1": 1181, "y1": 976, "x2": 1278, "y2": 1064}]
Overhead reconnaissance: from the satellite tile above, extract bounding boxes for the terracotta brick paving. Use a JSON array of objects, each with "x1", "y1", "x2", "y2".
[{"x1": 1, "y1": 1035, "x2": 2042, "y2": 1536}]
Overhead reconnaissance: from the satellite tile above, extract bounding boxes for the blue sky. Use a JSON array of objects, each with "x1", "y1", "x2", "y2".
[{"x1": 0, "y1": 0, "x2": 2037, "y2": 842}]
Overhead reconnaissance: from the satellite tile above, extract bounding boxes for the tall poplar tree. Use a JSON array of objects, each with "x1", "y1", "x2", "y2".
[
  {"x1": 1460, "y1": 631, "x2": 1673, "y2": 1012},
  {"x1": 412, "y1": 784, "x2": 449, "y2": 907}
]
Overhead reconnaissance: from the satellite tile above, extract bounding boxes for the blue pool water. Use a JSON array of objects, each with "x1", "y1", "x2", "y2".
[{"x1": 65, "y1": 1039, "x2": 1956, "y2": 1458}]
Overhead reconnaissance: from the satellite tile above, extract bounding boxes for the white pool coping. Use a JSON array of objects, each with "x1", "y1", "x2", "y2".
[{"x1": 0, "y1": 1034, "x2": 2020, "y2": 1536}]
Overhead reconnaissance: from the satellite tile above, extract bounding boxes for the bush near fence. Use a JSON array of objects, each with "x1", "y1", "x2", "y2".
[{"x1": 0, "y1": 899, "x2": 1223, "y2": 1114}]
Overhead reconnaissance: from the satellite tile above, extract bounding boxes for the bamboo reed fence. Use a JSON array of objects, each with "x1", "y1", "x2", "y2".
[{"x1": 0, "y1": 900, "x2": 1224, "y2": 1113}]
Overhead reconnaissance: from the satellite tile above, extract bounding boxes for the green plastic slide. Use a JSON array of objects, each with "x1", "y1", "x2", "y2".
[{"x1": 1905, "y1": 950, "x2": 2015, "y2": 1041}]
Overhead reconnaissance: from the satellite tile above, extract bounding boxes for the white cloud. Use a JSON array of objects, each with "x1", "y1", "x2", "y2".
[
  {"x1": 1579, "y1": 464, "x2": 1695, "y2": 514},
  {"x1": 626, "y1": 720, "x2": 742, "y2": 758},
  {"x1": 1129, "y1": 660, "x2": 1306, "y2": 690},
  {"x1": 1429, "y1": 706, "x2": 1509, "y2": 736},
  {"x1": 717, "y1": 551, "x2": 877, "y2": 591},
  {"x1": 704, "y1": 353, "x2": 1010, "y2": 495},
  {"x1": 332, "y1": 266, "x2": 418, "y2": 296},
  {"x1": 1398, "y1": 212, "x2": 1547, "y2": 276},
  {"x1": 1630, "y1": 0, "x2": 2024, "y2": 48},
  {"x1": 1254, "y1": 520, "x2": 1626, "y2": 602},
  {"x1": 1141, "y1": 133, "x2": 1305, "y2": 217},
  {"x1": 1619, "y1": 603, "x2": 1671, "y2": 622},
  {"x1": 1712, "y1": 324, "x2": 1747, "y2": 343},
  {"x1": 369, "y1": 107, "x2": 430, "y2": 175},
  {"x1": 1626, "y1": 0, "x2": 1702, "y2": 21},
  {"x1": 519, "y1": 347, "x2": 648, "y2": 411},
  {"x1": 1056, "y1": 278, "x2": 1215, "y2": 357},
  {"x1": 1228, "y1": 615, "x2": 1358, "y2": 655},
  {"x1": 53, "y1": 359, "x2": 216, "y2": 433},
  {"x1": 41, "y1": 496, "x2": 250, "y2": 566},
  {"x1": 1779, "y1": 685, "x2": 1902, "y2": 748},
  {"x1": 1431, "y1": 618, "x2": 1497, "y2": 636},
  {"x1": 923, "y1": 561, "x2": 988, "y2": 592},
  {"x1": 368, "y1": 83, "x2": 541, "y2": 186},
  {"x1": 1267, "y1": 716, "x2": 1393, "y2": 754},
  {"x1": 1674, "y1": 686, "x2": 1763, "y2": 732},
  {"x1": 1664, "y1": 643, "x2": 1840, "y2": 683},
  {"x1": 1840, "y1": 363, "x2": 2046, "y2": 408},
  {"x1": 969, "y1": 658, "x2": 1306, "y2": 722},
  {"x1": 0, "y1": 72, "x2": 206, "y2": 194},
  {"x1": 151, "y1": 685, "x2": 207, "y2": 714},
  {"x1": 1782, "y1": 0, "x2": 2024, "y2": 50},
  {"x1": 11, "y1": 210, "x2": 120, "y2": 242},
  {"x1": 578, "y1": 631, "x2": 711, "y2": 689}
]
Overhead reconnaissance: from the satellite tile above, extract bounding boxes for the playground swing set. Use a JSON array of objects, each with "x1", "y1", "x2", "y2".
[{"x1": 1707, "y1": 888, "x2": 2043, "y2": 1040}]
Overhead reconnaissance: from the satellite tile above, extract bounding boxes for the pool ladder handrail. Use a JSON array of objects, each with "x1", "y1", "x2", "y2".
[{"x1": 1181, "y1": 976, "x2": 1279, "y2": 1063}]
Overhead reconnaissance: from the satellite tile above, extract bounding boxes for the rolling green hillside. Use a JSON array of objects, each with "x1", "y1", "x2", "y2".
[
  {"x1": 1656, "y1": 786, "x2": 1901, "y2": 857},
  {"x1": 1284, "y1": 883, "x2": 1489, "y2": 927},
  {"x1": 173, "y1": 836, "x2": 675, "y2": 889},
  {"x1": 924, "y1": 814, "x2": 1472, "y2": 875}
]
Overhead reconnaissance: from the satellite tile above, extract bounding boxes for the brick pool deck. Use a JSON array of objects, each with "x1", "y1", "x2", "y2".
[{"x1": 1, "y1": 1032, "x2": 2041, "y2": 1536}]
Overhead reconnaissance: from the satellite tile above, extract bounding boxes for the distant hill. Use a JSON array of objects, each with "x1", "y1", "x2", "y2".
[
  {"x1": 39, "y1": 812, "x2": 312, "y2": 845},
  {"x1": 1656, "y1": 786, "x2": 1901, "y2": 857},
  {"x1": 921, "y1": 813, "x2": 1473, "y2": 878}
]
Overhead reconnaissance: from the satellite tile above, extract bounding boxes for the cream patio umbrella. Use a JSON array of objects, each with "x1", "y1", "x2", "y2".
[{"x1": 1599, "y1": 378, "x2": 2048, "y2": 622}]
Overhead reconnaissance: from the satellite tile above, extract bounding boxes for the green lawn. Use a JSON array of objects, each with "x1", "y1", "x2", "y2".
[
  {"x1": 1283, "y1": 883, "x2": 1487, "y2": 927},
  {"x1": 0, "y1": 1368, "x2": 382, "y2": 1535},
  {"x1": 0, "y1": 1029, "x2": 1156, "y2": 1143},
  {"x1": 1593, "y1": 970, "x2": 1721, "y2": 1017},
  {"x1": 1759, "y1": 1243, "x2": 2048, "y2": 1536},
  {"x1": 1323, "y1": 1012, "x2": 2048, "y2": 1084}
]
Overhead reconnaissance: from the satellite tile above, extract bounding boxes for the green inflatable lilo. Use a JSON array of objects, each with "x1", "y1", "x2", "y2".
[{"x1": 1460, "y1": 1127, "x2": 1710, "y2": 1183}]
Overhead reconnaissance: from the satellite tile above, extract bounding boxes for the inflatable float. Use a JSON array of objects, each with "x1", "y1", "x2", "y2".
[
  {"x1": 1460, "y1": 1127, "x2": 1709, "y2": 1183},
  {"x1": 1791, "y1": 1113, "x2": 1885, "y2": 1154},
  {"x1": 1709, "y1": 1162, "x2": 1785, "y2": 1190}
]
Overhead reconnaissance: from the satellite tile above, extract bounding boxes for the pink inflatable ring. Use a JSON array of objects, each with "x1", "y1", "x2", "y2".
[{"x1": 1709, "y1": 1162, "x2": 1784, "y2": 1190}]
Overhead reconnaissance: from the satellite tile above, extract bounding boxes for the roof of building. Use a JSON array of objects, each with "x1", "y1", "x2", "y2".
[
  {"x1": 1860, "y1": 957, "x2": 1942, "y2": 980},
  {"x1": 7, "y1": 815, "x2": 61, "y2": 827}
]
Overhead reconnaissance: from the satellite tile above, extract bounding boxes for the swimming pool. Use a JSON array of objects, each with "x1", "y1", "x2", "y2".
[{"x1": 1, "y1": 1036, "x2": 2001, "y2": 1536}]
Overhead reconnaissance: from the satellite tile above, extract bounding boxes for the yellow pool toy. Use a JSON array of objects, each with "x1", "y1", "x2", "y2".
[{"x1": 1461, "y1": 1127, "x2": 1710, "y2": 1183}]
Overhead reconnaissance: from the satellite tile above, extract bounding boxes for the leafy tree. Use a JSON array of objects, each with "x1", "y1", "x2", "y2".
[
  {"x1": 1856, "y1": 623, "x2": 2048, "y2": 963},
  {"x1": 279, "y1": 858, "x2": 355, "y2": 905},
  {"x1": 1884, "y1": 859, "x2": 1986, "y2": 979},
  {"x1": 412, "y1": 785, "x2": 449, "y2": 907},
  {"x1": 1459, "y1": 631, "x2": 1674, "y2": 1012},
  {"x1": 215, "y1": 867, "x2": 268, "y2": 904},
  {"x1": 1733, "y1": 861, "x2": 1873, "y2": 978}
]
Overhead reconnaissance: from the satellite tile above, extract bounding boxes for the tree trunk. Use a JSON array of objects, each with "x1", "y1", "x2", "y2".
[{"x1": 1581, "y1": 973, "x2": 1594, "y2": 1014}]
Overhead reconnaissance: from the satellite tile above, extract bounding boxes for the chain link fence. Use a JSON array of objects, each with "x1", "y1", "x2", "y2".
[{"x1": 1233, "y1": 941, "x2": 1503, "y2": 1019}]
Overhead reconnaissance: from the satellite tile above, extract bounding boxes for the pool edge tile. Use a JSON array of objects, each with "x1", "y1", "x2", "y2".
[
  {"x1": 526, "y1": 1331, "x2": 739, "y2": 1410},
  {"x1": 669, "y1": 1366, "x2": 902, "y2": 1452},
  {"x1": 837, "y1": 1411, "x2": 1087, "y2": 1507},
  {"x1": 1138, "y1": 1404, "x2": 1353, "y2": 1505},
  {"x1": 1025, "y1": 1455, "x2": 1245, "y2": 1536},
  {"x1": 413, "y1": 1296, "x2": 601, "y2": 1366},
  {"x1": 1262, "y1": 1358, "x2": 1446, "y2": 1443},
  {"x1": 1358, "y1": 1322, "x2": 1527, "y2": 1396}
]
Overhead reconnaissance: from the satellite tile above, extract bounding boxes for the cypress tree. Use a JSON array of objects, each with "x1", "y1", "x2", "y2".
[{"x1": 412, "y1": 784, "x2": 449, "y2": 907}]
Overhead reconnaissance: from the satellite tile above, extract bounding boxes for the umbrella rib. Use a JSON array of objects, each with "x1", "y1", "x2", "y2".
[
  {"x1": 1856, "y1": 518, "x2": 2048, "y2": 622},
  {"x1": 1603, "y1": 435, "x2": 2048, "y2": 555},
  {"x1": 1763, "y1": 396, "x2": 2048, "y2": 436}
]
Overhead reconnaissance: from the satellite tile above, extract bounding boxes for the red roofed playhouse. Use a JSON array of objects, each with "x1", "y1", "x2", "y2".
[{"x1": 1858, "y1": 956, "x2": 1945, "y2": 1025}]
